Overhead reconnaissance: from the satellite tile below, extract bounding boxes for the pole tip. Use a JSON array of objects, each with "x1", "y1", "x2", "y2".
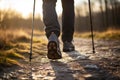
[{"x1": 93, "y1": 50, "x2": 95, "y2": 54}]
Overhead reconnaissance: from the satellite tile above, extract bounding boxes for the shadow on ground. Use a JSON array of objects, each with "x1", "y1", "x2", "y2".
[{"x1": 50, "y1": 50, "x2": 120, "y2": 80}]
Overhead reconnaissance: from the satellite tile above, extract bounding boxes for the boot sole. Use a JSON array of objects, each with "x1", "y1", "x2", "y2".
[{"x1": 47, "y1": 41, "x2": 62, "y2": 59}]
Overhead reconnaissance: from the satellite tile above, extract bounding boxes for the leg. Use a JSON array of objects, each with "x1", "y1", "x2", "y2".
[
  {"x1": 61, "y1": 0, "x2": 75, "y2": 42},
  {"x1": 43, "y1": 0, "x2": 62, "y2": 59},
  {"x1": 61, "y1": 0, "x2": 75, "y2": 52},
  {"x1": 42, "y1": 0, "x2": 60, "y2": 38}
]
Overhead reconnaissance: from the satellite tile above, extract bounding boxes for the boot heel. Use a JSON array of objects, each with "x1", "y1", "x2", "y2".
[{"x1": 47, "y1": 41, "x2": 62, "y2": 59}]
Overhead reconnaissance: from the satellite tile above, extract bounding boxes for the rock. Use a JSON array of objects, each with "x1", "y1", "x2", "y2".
[
  {"x1": 17, "y1": 69, "x2": 25, "y2": 74},
  {"x1": 76, "y1": 55, "x2": 88, "y2": 60},
  {"x1": 89, "y1": 55, "x2": 101, "y2": 60},
  {"x1": 84, "y1": 64, "x2": 99, "y2": 69},
  {"x1": 43, "y1": 76, "x2": 55, "y2": 80},
  {"x1": 112, "y1": 48, "x2": 120, "y2": 56}
]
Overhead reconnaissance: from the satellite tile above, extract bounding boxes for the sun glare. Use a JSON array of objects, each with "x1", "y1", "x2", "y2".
[{"x1": 0, "y1": 0, "x2": 82, "y2": 18}]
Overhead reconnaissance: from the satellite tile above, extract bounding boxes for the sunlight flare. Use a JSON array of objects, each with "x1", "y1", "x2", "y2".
[{"x1": 0, "y1": 0, "x2": 83, "y2": 18}]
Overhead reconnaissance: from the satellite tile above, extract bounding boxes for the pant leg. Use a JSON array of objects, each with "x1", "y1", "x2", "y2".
[
  {"x1": 42, "y1": 0, "x2": 60, "y2": 38},
  {"x1": 61, "y1": 0, "x2": 75, "y2": 42}
]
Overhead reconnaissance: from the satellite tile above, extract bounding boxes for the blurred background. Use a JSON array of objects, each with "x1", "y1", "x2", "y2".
[
  {"x1": 0, "y1": 0, "x2": 120, "y2": 78},
  {"x1": 0, "y1": 0, "x2": 120, "y2": 32},
  {"x1": 0, "y1": 0, "x2": 120, "y2": 70}
]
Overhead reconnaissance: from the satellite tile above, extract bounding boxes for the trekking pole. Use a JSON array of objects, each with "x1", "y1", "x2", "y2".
[
  {"x1": 30, "y1": 0, "x2": 36, "y2": 62},
  {"x1": 88, "y1": 0, "x2": 95, "y2": 53}
]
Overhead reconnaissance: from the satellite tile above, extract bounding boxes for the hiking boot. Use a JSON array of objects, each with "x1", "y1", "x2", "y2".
[
  {"x1": 47, "y1": 32, "x2": 62, "y2": 59},
  {"x1": 63, "y1": 41, "x2": 75, "y2": 52}
]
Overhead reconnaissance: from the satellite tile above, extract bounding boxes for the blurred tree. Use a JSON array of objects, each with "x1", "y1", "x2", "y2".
[
  {"x1": 75, "y1": 0, "x2": 120, "y2": 32},
  {"x1": 104, "y1": 0, "x2": 108, "y2": 27},
  {"x1": 0, "y1": 10, "x2": 9, "y2": 30},
  {"x1": 99, "y1": 0, "x2": 105, "y2": 28},
  {"x1": 0, "y1": 9, "x2": 44, "y2": 31}
]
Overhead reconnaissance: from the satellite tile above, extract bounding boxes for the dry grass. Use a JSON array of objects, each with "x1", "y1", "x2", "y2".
[
  {"x1": 0, "y1": 50, "x2": 24, "y2": 66},
  {"x1": 33, "y1": 37, "x2": 47, "y2": 44},
  {"x1": 0, "y1": 30, "x2": 30, "y2": 49},
  {"x1": 3, "y1": 49, "x2": 25, "y2": 59},
  {"x1": 96, "y1": 29, "x2": 120, "y2": 40},
  {"x1": 75, "y1": 29, "x2": 120, "y2": 40},
  {"x1": 0, "y1": 30, "x2": 29, "y2": 66},
  {"x1": 0, "y1": 29, "x2": 47, "y2": 67},
  {"x1": 0, "y1": 48, "x2": 25, "y2": 66},
  {"x1": 0, "y1": 57, "x2": 21, "y2": 67}
]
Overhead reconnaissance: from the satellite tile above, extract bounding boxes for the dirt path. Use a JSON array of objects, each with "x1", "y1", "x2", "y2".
[{"x1": 0, "y1": 37, "x2": 120, "y2": 80}]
